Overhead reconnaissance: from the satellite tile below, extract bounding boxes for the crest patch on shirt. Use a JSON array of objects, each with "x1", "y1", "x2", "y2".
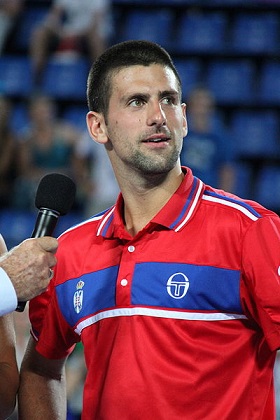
[{"x1": 74, "y1": 280, "x2": 85, "y2": 314}]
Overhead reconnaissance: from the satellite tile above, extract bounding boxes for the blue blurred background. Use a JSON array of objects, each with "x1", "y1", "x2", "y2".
[{"x1": 1, "y1": 0, "x2": 280, "y2": 250}]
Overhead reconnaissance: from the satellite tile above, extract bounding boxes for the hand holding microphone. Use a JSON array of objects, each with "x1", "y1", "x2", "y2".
[
  {"x1": 15, "y1": 173, "x2": 76, "y2": 312},
  {"x1": 1, "y1": 236, "x2": 58, "y2": 302}
]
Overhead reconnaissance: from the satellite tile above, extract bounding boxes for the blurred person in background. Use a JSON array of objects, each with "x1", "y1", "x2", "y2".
[
  {"x1": 13, "y1": 95, "x2": 85, "y2": 212},
  {"x1": 0, "y1": 0, "x2": 22, "y2": 55},
  {"x1": 29, "y1": 0, "x2": 112, "y2": 86},
  {"x1": 0, "y1": 233, "x2": 58, "y2": 419},
  {"x1": 181, "y1": 86, "x2": 235, "y2": 192},
  {"x1": 0, "y1": 96, "x2": 19, "y2": 208},
  {"x1": 75, "y1": 130, "x2": 119, "y2": 217}
]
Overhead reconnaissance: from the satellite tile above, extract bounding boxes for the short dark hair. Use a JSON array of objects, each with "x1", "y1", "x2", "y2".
[{"x1": 86, "y1": 40, "x2": 182, "y2": 118}]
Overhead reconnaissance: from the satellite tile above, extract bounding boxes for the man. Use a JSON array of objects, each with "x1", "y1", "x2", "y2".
[
  {"x1": 19, "y1": 40, "x2": 280, "y2": 419},
  {"x1": 0, "y1": 234, "x2": 57, "y2": 417}
]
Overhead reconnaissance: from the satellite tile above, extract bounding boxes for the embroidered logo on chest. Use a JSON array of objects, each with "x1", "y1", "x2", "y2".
[{"x1": 166, "y1": 273, "x2": 190, "y2": 299}]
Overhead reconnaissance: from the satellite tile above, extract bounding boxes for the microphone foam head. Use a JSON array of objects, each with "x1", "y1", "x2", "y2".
[{"x1": 35, "y1": 173, "x2": 76, "y2": 215}]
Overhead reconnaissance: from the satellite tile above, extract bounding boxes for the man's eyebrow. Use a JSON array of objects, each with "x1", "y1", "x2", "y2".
[
  {"x1": 122, "y1": 90, "x2": 179, "y2": 101},
  {"x1": 121, "y1": 92, "x2": 150, "y2": 103},
  {"x1": 159, "y1": 89, "x2": 180, "y2": 98}
]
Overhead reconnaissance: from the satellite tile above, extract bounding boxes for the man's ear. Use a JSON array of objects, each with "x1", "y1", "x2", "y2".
[
  {"x1": 86, "y1": 111, "x2": 108, "y2": 144},
  {"x1": 181, "y1": 103, "x2": 188, "y2": 137}
]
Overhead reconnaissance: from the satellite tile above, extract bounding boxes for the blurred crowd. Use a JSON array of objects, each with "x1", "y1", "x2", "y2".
[
  {"x1": 0, "y1": 0, "x2": 118, "y2": 222},
  {"x1": 1, "y1": 1, "x2": 117, "y2": 419}
]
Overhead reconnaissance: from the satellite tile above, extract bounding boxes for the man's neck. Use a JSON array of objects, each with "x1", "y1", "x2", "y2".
[{"x1": 121, "y1": 168, "x2": 185, "y2": 236}]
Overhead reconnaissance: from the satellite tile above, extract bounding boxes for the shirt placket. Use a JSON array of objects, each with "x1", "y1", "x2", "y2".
[{"x1": 115, "y1": 241, "x2": 137, "y2": 307}]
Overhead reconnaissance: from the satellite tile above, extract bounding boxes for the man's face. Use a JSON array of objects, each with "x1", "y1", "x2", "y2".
[{"x1": 103, "y1": 64, "x2": 187, "y2": 177}]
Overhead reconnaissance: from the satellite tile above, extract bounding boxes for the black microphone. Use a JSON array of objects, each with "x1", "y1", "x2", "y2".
[{"x1": 16, "y1": 173, "x2": 76, "y2": 312}]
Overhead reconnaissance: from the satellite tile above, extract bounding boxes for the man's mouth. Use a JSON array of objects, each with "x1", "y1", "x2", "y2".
[{"x1": 143, "y1": 134, "x2": 170, "y2": 143}]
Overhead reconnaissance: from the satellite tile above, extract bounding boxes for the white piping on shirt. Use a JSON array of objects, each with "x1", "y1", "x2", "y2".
[
  {"x1": 74, "y1": 306, "x2": 248, "y2": 335},
  {"x1": 202, "y1": 195, "x2": 259, "y2": 222}
]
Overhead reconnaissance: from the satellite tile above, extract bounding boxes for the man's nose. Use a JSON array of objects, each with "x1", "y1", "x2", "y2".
[{"x1": 147, "y1": 102, "x2": 167, "y2": 127}]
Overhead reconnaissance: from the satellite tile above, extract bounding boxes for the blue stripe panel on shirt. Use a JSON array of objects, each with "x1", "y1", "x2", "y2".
[
  {"x1": 56, "y1": 266, "x2": 119, "y2": 327},
  {"x1": 56, "y1": 263, "x2": 242, "y2": 328},
  {"x1": 131, "y1": 262, "x2": 242, "y2": 313}
]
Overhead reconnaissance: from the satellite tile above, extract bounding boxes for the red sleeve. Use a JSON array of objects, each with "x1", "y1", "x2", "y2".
[
  {"x1": 241, "y1": 215, "x2": 280, "y2": 351},
  {"x1": 29, "y1": 276, "x2": 55, "y2": 340},
  {"x1": 29, "y1": 275, "x2": 77, "y2": 359}
]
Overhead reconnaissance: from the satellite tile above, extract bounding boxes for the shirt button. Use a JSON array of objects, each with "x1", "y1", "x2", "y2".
[
  {"x1": 128, "y1": 245, "x2": 135, "y2": 253},
  {"x1": 121, "y1": 279, "x2": 128, "y2": 287}
]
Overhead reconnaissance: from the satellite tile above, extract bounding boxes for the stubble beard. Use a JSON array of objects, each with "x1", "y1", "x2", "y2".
[
  {"x1": 107, "y1": 125, "x2": 183, "y2": 181},
  {"x1": 131, "y1": 145, "x2": 181, "y2": 176}
]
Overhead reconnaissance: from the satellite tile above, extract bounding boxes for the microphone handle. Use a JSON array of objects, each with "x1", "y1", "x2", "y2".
[
  {"x1": 16, "y1": 209, "x2": 60, "y2": 312},
  {"x1": 31, "y1": 208, "x2": 60, "y2": 238}
]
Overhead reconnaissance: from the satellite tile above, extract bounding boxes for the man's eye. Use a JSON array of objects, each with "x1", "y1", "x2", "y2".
[
  {"x1": 162, "y1": 97, "x2": 175, "y2": 105},
  {"x1": 129, "y1": 99, "x2": 144, "y2": 107}
]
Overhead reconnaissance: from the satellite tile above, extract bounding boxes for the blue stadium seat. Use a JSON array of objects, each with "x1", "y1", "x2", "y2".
[
  {"x1": 259, "y1": 62, "x2": 280, "y2": 105},
  {"x1": 0, "y1": 56, "x2": 33, "y2": 97},
  {"x1": 230, "y1": 111, "x2": 279, "y2": 159},
  {"x1": 232, "y1": 162, "x2": 253, "y2": 199},
  {"x1": 175, "y1": 11, "x2": 227, "y2": 53},
  {"x1": 206, "y1": 60, "x2": 255, "y2": 104},
  {"x1": 118, "y1": 9, "x2": 174, "y2": 47},
  {"x1": 211, "y1": 0, "x2": 248, "y2": 3},
  {"x1": 11, "y1": 104, "x2": 29, "y2": 134},
  {"x1": 0, "y1": 210, "x2": 35, "y2": 250},
  {"x1": 55, "y1": 213, "x2": 83, "y2": 237},
  {"x1": 114, "y1": 0, "x2": 150, "y2": 2},
  {"x1": 0, "y1": 209, "x2": 82, "y2": 250},
  {"x1": 158, "y1": 0, "x2": 194, "y2": 3},
  {"x1": 41, "y1": 57, "x2": 90, "y2": 100},
  {"x1": 63, "y1": 106, "x2": 88, "y2": 131},
  {"x1": 173, "y1": 59, "x2": 201, "y2": 99},
  {"x1": 231, "y1": 13, "x2": 278, "y2": 53},
  {"x1": 255, "y1": 166, "x2": 280, "y2": 211}
]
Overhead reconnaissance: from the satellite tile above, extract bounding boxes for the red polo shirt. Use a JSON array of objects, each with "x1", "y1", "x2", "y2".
[{"x1": 30, "y1": 167, "x2": 280, "y2": 419}]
